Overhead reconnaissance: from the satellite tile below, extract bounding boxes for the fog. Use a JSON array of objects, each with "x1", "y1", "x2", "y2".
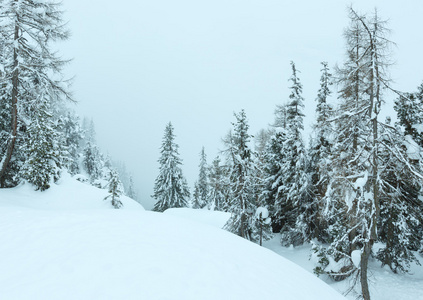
[{"x1": 60, "y1": 0, "x2": 423, "y2": 209}]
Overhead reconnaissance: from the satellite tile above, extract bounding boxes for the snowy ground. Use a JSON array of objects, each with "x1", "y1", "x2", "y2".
[
  {"x1": 0, "y1": 177, "x2": 345, "y2": 300},
  {"x1": 164, "y1": 208, "x2": 423, "y2": 300},
  {"x1": 264, "y1": 234, "x2": 423, "y2": 300},
  {"x1": 163, "y1": 207, "x2": 231, "y2": 228}
]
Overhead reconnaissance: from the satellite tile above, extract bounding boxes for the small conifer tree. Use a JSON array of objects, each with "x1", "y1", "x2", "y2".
[
  {"x1": 197, "y1": 147, "x2": 209, "y2": 208},
  {"x1": 104, "y1": 169, "x2": 124, "y2": 209}
]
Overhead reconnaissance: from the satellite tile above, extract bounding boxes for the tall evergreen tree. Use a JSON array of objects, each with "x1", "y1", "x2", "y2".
[
  {"x1": 252, "y1": 129, "x2": 273, "y2": 242},
  {"x1": 308, "y1": 61, "x2": 334, "y2": 242},
  {"x1": 61, "y1": 111, "x2": 83, "y2": 175},
  {"x1": 0, "y1": 0, "x2": 70, "y2": 187},
  {"x1": 191, "y1": 181, "x2": 202, "y2": 209},
  {"x1": 196, "y1": 147, "x2": 209, "y2": 208},
  {"x1": 275, "y1": 62, "x2": 311, "y2": 246},
  {"x1": 223, "y1": 110, "x2": 256, "y2": 240},
  {"x1": 253, "y1": 129, "x2": 271, "y2": 208},
  {"x1": 127, "y1": 175, "x2": 137, "y2": 200},
  {"x1": 152, "y1": 122, "x2": 190, "y2": 212},
  {"x1": 81, "y1": 117, "x2": 96, "y2": 146},
  {"x1": 262, "y1": 130, "x2": 286, "y2": 232},
  {"x1": 262, "y1": 104, "x2": 288, "y2": 233},
  {"x1": 207, "y1": 156, "x2": 229, "y2": 211}
]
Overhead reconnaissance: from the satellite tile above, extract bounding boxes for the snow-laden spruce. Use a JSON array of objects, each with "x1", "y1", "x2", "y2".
[
  {"x1": 192, "y1": 146, "x2": 209, "y2": 209},
  {"x1": 207, "y1": 155, "x2": 230, "y2": 211},
  {"x1": 104, "y1": 168, "x2": 124, "y2": 209},
  {"x1": 152, "y1": 122, "x2": 190, "y2": 212},
  {"x1": 262, "y1": 62, "x2": 312, "y2": 246},
  {"x1": 223, "y1": 110, "x2": 272, "y2": 243}
]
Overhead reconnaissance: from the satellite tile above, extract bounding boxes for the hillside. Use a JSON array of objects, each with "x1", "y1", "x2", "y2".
[
  {"x1": 163, "y1": 208, "x2": 423, "y2": 300},
  {"x1": 0, "y1": 176, "x2": 345, "y2": 300}
]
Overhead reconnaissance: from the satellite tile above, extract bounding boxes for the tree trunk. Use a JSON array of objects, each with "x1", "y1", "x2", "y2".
[
  {"x1": 0, "y1": 21, "x2": 19, "y2": 187},
  {"x1": 361, "y1": 242, "x2": 372, "y2": 300},
  {"x1": 260, "y1": 216, "x2": 263, "y2": 246}
]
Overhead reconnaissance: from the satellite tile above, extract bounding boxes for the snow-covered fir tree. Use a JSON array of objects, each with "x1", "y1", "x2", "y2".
[
  {"x1": 82, "y1": 141, "x2": 103, "y2": 182},
  {"x1": 223, "y1": 110, "x2": 257, "y2": 240},
  {"x1": 272, "y1": 62, "x2": 311, "y2": 247},
  {"x1": 126, "y1": 175, "x2": 137, "y2": 200},
  {"x1": 0, "y1": 0, "x2": 70, "y2": 187},
  {"x1": 207, "y1": 156, "x2": 229, "y2": 211},
  {"x1": 152, "y1": 122, "x2": 190, "y2": 212},
  {"x1": 394, "y1": 82, "x2": 423, "y2": 147},
  {"x1": 252, "y1": 129, "x2": 271, "y2": 209},
  {"x1": 262, "y1": 105, "x2": 288, "y2": 233},
  {"x1": 61, "y1": 111, "x2": 83, "y2": 175},
  {"x1": 251, "y1": 129, "x2": 273, "y2": 242},
  {"x1": 196, "y1": 147, "x2": 209, "y2": 208},
  {"x1": 310, "y1": 61, "x2": 333, "y2": 200},
  {"x1": 19, "y1": 99, "x2": 66, "y2": 191},
  {"x1": 191, "y1": 181, "x2": 202, "y2": 209},
  {"x1": 81, "y1": 117, "x2": 96, "y2": 148},
  {"x1": 376, "y1": 120, "x2": 423, "y2": 273},
  {"x1": 104, "y1": 169, "x2": 123, "y2": 209},
  {"x1": 308, "y1": 61, "x2": 334, "y2": 242},
  {"x1": 112, "y1": 160, "x2": 132, "y2": 196}
]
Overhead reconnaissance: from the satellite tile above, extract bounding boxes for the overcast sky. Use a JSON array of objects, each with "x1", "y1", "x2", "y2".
[{"x1": 59, "y1": 0, "x2": 423, "y2": 209}]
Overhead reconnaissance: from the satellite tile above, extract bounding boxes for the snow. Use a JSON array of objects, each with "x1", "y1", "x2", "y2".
[
  {"x1": 255, "y1": 206, "x2": 269, "y2": 219},
  {"x1": 264, "y1": 236, "x2": 423, "y2": 300},
  {"x1": 0, "y1": 172, "x2": 144, "y2": 211},
  {"x1": 353, "y1": 171, "x2": 368, "y2": 190},
  {"x1": 412, "y1": 123, "x2": 423, "y2": 134},
  {"x1": 351, "y1": 250, "x2": 361, "y2": 269},
  {"x1": 0, "y1": 178, "x2": 346, "y2": 300},
  {"x1": 404, "y1": 134, "x2": 421, "y2": 161},
  {"x1": 164, "y1": 207, "x2": 231, "y2": 228}
]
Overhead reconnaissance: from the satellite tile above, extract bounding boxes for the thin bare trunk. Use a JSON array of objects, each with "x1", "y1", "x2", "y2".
[
  {"x1": 360, "y1": 242, "x2": 371, "y2": 300},
  {"x1": 0, "y1": 21, "x2": 19, "y2": 187}
]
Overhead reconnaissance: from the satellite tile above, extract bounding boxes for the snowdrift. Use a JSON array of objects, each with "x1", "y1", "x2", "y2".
[{"x1": 0, "y1": 178, "x2": 345, "y2": 300}]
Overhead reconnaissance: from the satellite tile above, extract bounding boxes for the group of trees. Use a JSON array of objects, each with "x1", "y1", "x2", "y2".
[
  {"x1": 1, "y1": 2, "x2": 421, "y2": 299},
  {"x1": 0, "y1": 0, "x2": 136, "y2": 209},
  {"x1": 151, "y1": 8, "x2": 423, "y2": 300},
  {"x1": 152, "y1": 117, "x2": 273, "y2": 244}
]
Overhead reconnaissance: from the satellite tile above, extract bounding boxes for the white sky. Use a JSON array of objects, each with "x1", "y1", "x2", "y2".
[{"x1": 59, "y1": 0, "x2": 423, "y2": 209}]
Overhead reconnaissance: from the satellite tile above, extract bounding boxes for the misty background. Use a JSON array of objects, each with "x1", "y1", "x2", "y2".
[{"x1": 59, "y1": 0, "x2": 423, "y2": 209}]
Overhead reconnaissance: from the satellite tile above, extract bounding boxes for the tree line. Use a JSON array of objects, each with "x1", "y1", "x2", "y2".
[{"x1": 151, "y1": 8, "x2": 423, "y2": 300}]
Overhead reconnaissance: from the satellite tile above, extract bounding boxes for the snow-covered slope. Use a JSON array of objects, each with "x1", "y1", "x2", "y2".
[
  {"x1": 162, "y1": 207, "x2": 423, "y2": 300},
  {"x1": 164, "y1": 207, "x2": 231, "y2": 228},
  {"x1": 0, "y1": 173, "x2": 144, "y2": 211},
  {"x1": 0, "y1": 178, "x2": 345, "y2": 300}
]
